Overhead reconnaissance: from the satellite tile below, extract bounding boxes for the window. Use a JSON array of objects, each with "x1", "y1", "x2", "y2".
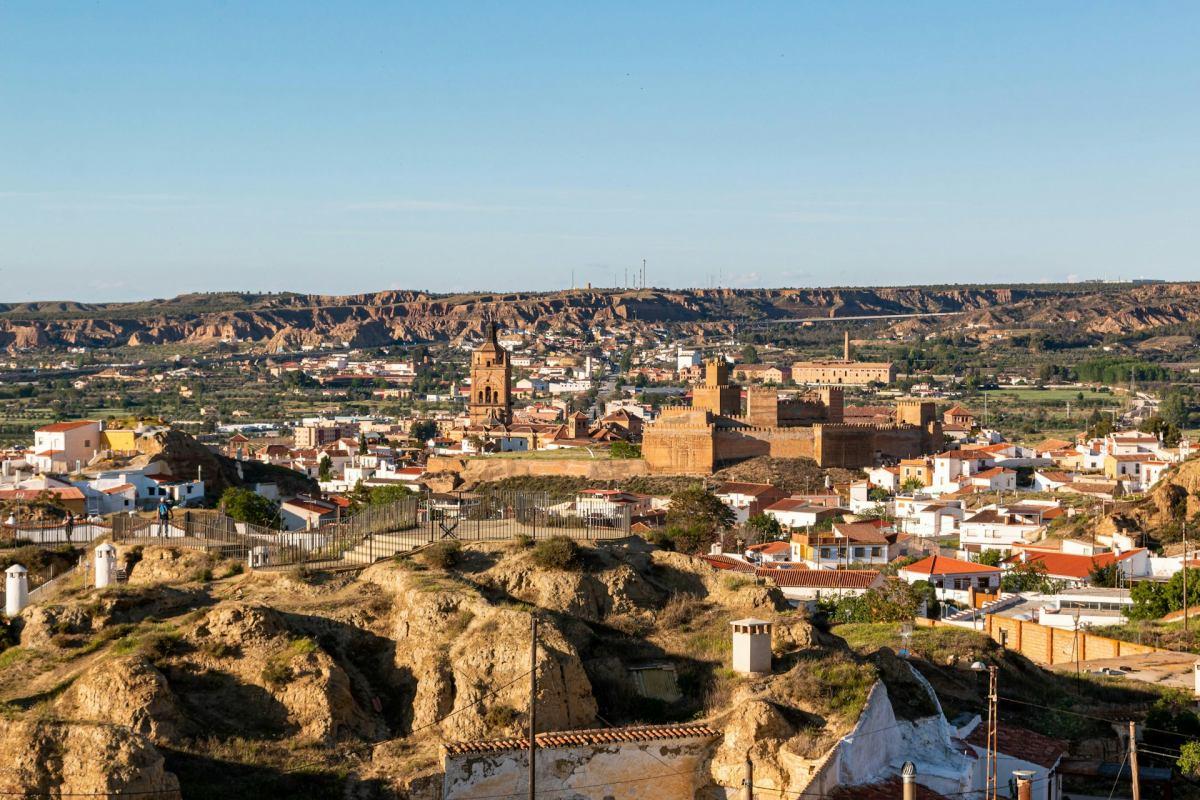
[
  {"x1": 954, "y1": 578, "x2": 970, "y2": 590},
  {"x1": 870, "y1": 547, "x2": 882, "y2": 558}
]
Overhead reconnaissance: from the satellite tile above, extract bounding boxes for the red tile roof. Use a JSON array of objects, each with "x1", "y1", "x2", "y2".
[
  {"x1": 973, "y1": 466, "x2": 1015, "y2": 478},
  {"x1": 1012, "y1": 549, "x2": 1145, "y2": 580},
  {"x1": 756, "y1": 567, "x2": 881, "y2": 589},
  {"x1": 766, "y1": 498, "x2": 842, "y2": 514},
  {"x1": 747, "y1": 541, "x2": 792, "y2": 555},
  {"x1": 966, "y1": 723, "x2": 1068, "y2": 768},
  {"x1": 900, "y1": 555, "x2": 1001, "y2": 576},
  {"x1": 36, "y1": 420, "x2": 97, "y2": 433},
  {"x1": 833, "y1": 522, "x2": 891, "y2": 544},
  {"x1": 698, "y1": 554, "x2": 756, "y2": 574},
  {"x1": 443, "y1": 723, "x2": 720, "y2": 756}
]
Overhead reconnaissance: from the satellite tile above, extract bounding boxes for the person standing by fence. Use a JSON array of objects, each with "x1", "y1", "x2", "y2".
[
  {"x1": 156, "y1": 498, "x2": 171, "y2": 537},
  {"x1": 64, "y1": 511, "x2": 75, "y2": 542}
]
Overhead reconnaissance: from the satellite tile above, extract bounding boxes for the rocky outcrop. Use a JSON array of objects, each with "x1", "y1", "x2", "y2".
[
  {"x1": 189, "y1": 602, "x2": 374, "y2": 743},
  {"x1": 364, "y1": 564, "x2": 598, "y2": 740},
  {"x1": 0, "y1": 718, "x2": 179, "y2": 797},
  {"x1": 55, "y1": 655, "x2": 183, "y2": 742},
  {"x1": 122, "y1": 545, "x2": 215, "y2": 587}
]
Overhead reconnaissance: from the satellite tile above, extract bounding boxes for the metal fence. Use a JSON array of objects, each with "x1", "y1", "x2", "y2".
[
  {"x1": 1, "y1": 521, "x2": 111, "y2": 546},
  {"x1": 110, "y1": 491, "x2": 632, "y2": 570}
]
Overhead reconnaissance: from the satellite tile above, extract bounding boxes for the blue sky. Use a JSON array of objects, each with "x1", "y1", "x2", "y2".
[{"x1": 2, "y1": 3, "x2": 1198, "y2": 301}]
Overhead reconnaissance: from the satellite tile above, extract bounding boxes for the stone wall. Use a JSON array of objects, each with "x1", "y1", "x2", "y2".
[{"x1": 426, "y1": 455, "x2": 651, "y2": 486}]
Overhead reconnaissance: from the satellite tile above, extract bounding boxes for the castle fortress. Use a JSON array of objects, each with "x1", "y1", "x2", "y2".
[{"x1": 642, "y1": 359, "x2": 941, "y2": 474}]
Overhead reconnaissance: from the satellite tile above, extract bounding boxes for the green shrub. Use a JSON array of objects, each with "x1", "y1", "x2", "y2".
[
  {"x1": 514, "y1": 534, "x2": 534, "y2": 549},
  {"x1": 192, "y1": 567, "x2": 214, "y2": 583},
  {"x1": 421, "y1": 541, "x2": 462, "y2": 570},
  {"x1": 531, "y1": 536, "x2": 581, "y2": 570},
  {"x1": 483, "y1": 704, "x2": 521, "y2": 731},
  {"x1": 201, "y1": 640, "x2": 240, "y2": 659},
  {"x1": 286, "y1": 637, "x2": 317, "y2": 657},
  {"x1": 261, "y1": 660, "x2": 293, "y2": 687},
  {"x1": 139, "y1": 629, "x2": 186, "y2": 662}
]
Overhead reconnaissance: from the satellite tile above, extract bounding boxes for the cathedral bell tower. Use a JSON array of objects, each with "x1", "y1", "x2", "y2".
[{"x1": 469, "y1": 323, "x2": 512, "y2": 426}]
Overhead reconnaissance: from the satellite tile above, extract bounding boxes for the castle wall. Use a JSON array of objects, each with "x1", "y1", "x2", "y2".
[
  {"x1": 642, "y1": 409, "x2": 716, "y2": 474},
  {"x1": 745, "y1": 387, "x2": 779, "y2": 427},
  {"x1": 812, "y1": 425, "x2": 879, "y2": 468},
  {"x1": 777, "y1": 399, "x2": 828, "y2": 425}
]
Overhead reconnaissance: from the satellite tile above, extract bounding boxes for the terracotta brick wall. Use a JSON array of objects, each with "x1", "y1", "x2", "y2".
[{"x1": 916, "y1": 616, "x2": 1166, "y2": 667}]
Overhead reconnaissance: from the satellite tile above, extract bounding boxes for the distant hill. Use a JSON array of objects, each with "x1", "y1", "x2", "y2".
[{"x1": 2, "y1": 282, "x2": 1198, "y2": 350}]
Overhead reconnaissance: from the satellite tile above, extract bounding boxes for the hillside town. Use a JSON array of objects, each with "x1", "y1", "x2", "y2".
[{"x1": 3, "y1": 313, "x2": 1200, "y2": 798}]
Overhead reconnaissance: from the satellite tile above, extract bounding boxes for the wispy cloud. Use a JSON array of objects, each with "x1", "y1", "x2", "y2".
[{"x1": 345, "y1": 199, "x2": 528, "y2": 213}]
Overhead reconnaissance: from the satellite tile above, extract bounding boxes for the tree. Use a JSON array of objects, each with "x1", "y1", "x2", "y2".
[
  {"x1": 740, "y1": 344, "x2": 759, "y2": 364},
  {"x1": 1087, "y1": 561, "x2": 1120, "y2": 588},
  {"x1": 1140, "y1": 414, "x2": 1182, "y2": 447},
  {"x1": 317, "y1": 454, "x2": 332, "y2": 482},
  {"x1": 1128, "y1": 567, "x2": 1200, "y2": 620},
  {"x1": 618, "y1": 345, "x2": 635, "y2": 374},
  {"x1": 900, "y1": 476, "x2": 925, "y2": 493},
  {"x1": 1178, "y1": 741, "x2": 1200, "y2": 778},
  {"x1": 1001, "y1": 561, "x2": 1062, "y2": 594},
  {"x1": 829, "y1": 579, "x2": 920, "y2": 623},
  {"x1": 977, "y1": 549, "x2": 1003, "y2": 567},
  {"x1": 358, "y1": 433, "x2": 369, "y2": 455},
  {"x1": 652, "y1": 524, "x2": 711, "y2": 555},
  {"x1": 1085, "y1": 409, "x2": 1113, "y2": 439},
  {"x1": 609, "y1": 441, "x2": 641, "y2": 459},
  {"x1": 746, "y1": 513, "x2": 783, "y2": 541},
  {"x1": 219, "y1": 487, "x2": 278, "y2": 529},
  {"x1": 410, "y1": 419, "x2": 438, "y2": 444},
  {"x1": 666, "y1": 487, "x2": 735, "y2": 534},
  {"x1": 1161, "y1": 388, "x2": 1193, "y2": 430},
  {"x1": 367, "y1": 484, "x2": 412, "y2": 506}
]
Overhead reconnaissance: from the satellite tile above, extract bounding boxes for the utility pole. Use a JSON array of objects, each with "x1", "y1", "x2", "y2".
[
  {"x1": 528, "y1": 614, "x2": 538, "y2": 800},
  {"x1": 742, "y1": 754, "x2": 753, "y2": 800},
  {"x1": 1129, "y1": 720, "x2": 1141, "y2": 800},
  {"x1": 986, "y1": 666, "x2": 998, "y2": 800}
]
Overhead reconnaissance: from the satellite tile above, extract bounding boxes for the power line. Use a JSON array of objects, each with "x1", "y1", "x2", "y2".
[{"x1": 999, "y1": 695, "x2": 1200, "y2": 741}]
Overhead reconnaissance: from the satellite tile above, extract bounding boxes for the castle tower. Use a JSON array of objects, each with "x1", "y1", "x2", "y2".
[
  {"x1": 469, "y1": 323, "x2": 512, "y2": 426},
  {"x1": 692, "y1": 357, "x2": 741, "y2": 417}
]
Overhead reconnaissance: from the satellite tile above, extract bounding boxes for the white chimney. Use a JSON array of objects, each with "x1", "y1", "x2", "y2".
[
  {"x1": 5, "y1": 565, "x2": 28, "y2": 617},
  {"x1": 94, "y1": 543, "x2": 117, "y2": 589},
  {"x1": 731, "y1": 618, "x2": 773, "y2": 675}
]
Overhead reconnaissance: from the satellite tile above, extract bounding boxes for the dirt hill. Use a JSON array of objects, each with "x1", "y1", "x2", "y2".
[{"x1": 0, "y1": 537, "x2": 868, "y2": 798}]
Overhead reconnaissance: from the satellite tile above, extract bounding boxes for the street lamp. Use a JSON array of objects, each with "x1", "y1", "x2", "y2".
[{"x1": 972, "y1": 661, "x2": 998, "y2": 800}]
